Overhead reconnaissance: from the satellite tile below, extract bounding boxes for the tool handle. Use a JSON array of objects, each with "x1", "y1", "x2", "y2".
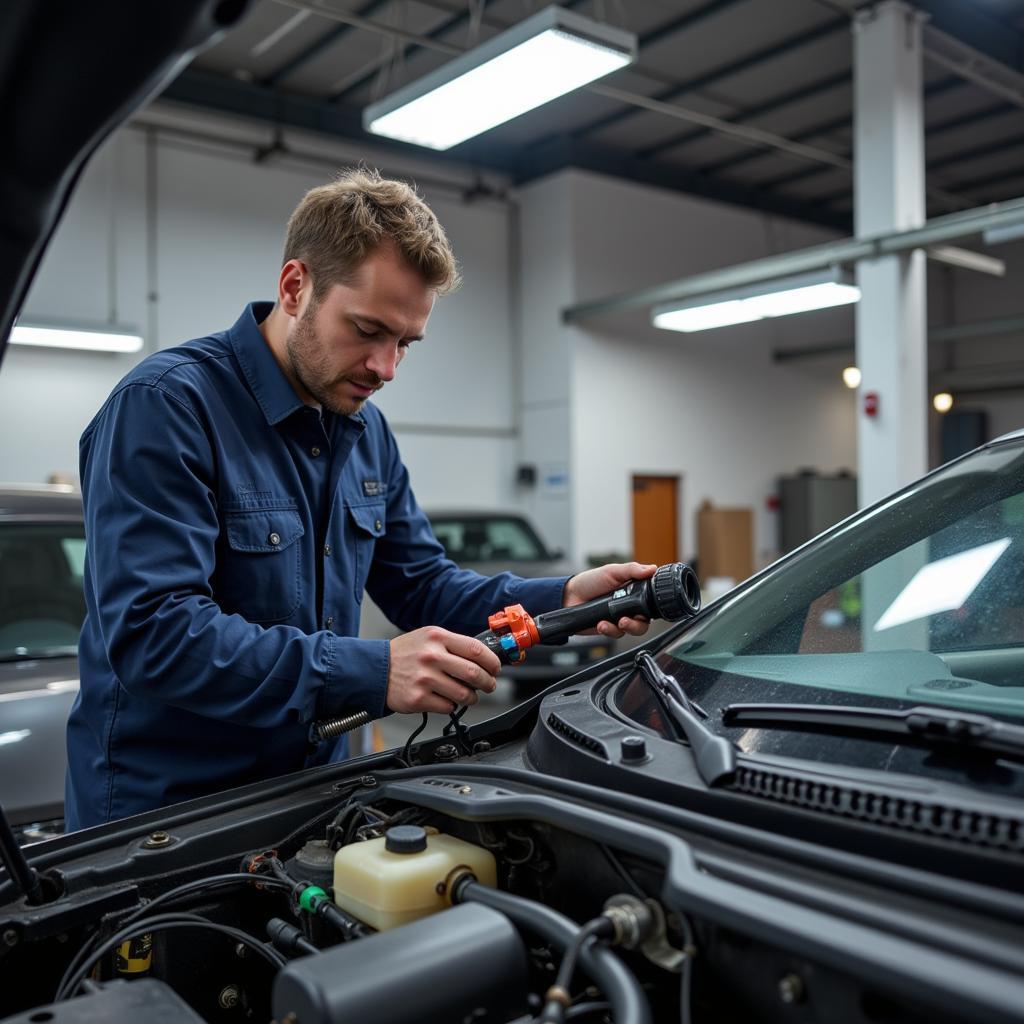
[{"x1": 532, "y1": 579, "x2": 653, "y2": 642}]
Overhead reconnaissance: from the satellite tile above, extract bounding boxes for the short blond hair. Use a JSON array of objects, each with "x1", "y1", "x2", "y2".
[{"x1": 283, "y1": 167, "x2": 460, "y2": 297}]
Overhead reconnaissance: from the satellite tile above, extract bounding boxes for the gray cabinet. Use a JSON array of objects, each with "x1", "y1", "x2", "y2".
[{"x1": 778, "y1": 471, "x2": 857, "y2": 554}]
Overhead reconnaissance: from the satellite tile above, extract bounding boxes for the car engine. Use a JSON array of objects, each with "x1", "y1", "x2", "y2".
[{"x1": 2, "y1": 663, "x2": 1024, "y2": 1024}]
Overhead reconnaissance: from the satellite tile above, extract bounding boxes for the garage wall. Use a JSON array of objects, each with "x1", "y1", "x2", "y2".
[
  {"x1": 0, "y1": 110, "x2": 520, "y2": 512},
  {"x1": 517, "y1": 169, "x2": 858, "y2": 571}
]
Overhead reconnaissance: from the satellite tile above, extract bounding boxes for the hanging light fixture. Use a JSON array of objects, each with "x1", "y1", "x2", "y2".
[
  {"x1": 652, "y1": 267, "x2": 860, "y2": 334},
  {"x1": 10, "y1": 322, "x2": 143, "y2": 353},
  {"x1": 364, "y1": 6, "x2": 637, "y2": 151},
  {"x1": 842, "y1": 366, "x2": 862, "y2": 389}
]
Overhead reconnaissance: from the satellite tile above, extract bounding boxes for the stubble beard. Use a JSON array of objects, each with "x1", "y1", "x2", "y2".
[{"x1": 286, "y1": 304, "x2": 381, "y2": 416}]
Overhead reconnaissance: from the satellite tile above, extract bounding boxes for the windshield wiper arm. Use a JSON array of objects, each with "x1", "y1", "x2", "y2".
[
  {"x1": 634, "y1": 651, "x2": 736, "y2": 786},
  {"x1": 722, "y1": 702, "x2": 1024, "y2": 761}
]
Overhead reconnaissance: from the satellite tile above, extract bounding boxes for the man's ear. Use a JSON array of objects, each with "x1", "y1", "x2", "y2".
[{"x1": 278, "y1": 259, "x2": 309, "y2": 317}]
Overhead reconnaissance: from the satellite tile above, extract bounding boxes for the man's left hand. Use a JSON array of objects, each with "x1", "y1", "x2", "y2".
[{"x1": 563, "y1": 562, "x2": 658, "y2": 639}]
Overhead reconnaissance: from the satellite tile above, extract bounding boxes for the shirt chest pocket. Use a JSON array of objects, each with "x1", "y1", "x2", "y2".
[
  {"x1": 346, "y1": 501, "x2": 386, "y2": 600},
  {"x1": 220, "y1": 508, "x2": 305, "y2": 623}
]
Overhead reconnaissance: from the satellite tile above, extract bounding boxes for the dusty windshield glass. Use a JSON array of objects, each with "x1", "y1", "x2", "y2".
[{"x1": 664, "y1": 439, "x2": 1024, "y2": 720}]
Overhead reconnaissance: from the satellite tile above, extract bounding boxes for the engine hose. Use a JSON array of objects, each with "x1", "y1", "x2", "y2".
[{"x1": 453, "y1": 880, "x2": 652, "y2": 1024}]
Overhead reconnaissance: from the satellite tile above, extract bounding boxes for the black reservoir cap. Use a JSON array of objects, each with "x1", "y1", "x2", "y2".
[
  {"x1": 385, "y1": 825, "x2": 428, "y2": 854},
  {"x1": 620, "y1": 735, "x2": 648, "y2": 763}
]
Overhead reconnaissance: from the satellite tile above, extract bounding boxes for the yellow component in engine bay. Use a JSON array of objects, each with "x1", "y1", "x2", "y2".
[{"x1": 333, "y1": 826, "x2": 496, "y2": 930}]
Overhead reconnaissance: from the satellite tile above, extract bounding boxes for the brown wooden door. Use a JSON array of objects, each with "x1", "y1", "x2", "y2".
[{"x1": 631, "y1": 475, "x2": 679, "y2": 565}]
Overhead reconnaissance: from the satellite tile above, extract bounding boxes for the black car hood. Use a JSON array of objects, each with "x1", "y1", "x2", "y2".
[{"x1": 0, "y1": 0, "x2": 248, "y2": 362}]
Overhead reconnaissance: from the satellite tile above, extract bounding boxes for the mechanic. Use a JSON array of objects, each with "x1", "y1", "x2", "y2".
[{"x1": 64, "y1": 168, "x2": 654, "y2": 830}]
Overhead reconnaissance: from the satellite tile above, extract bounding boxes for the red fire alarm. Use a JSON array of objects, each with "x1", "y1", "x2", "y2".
[{"x1": 863, "y1": 391, "x2": 879, "y2": 418}]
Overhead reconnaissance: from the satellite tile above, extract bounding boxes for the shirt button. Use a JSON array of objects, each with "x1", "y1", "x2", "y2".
[
  {"x1": 324, "y1": 544, "x2": 331, "y2": 557},
  {"x1": 310, "y1": 446, "x2": 321, "y2": 457},
  {"x1": 374, "y1": 519, "x2": 382, "y2": 531},
  {"x1": 268, "y1": 532, "x2": 281, "y2": 546},
  {"x1": 325, "y1": 616, "x2": 334, "y2": 628}
]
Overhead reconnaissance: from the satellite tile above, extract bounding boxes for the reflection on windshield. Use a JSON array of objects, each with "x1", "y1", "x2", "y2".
[
  {"x1": 663, "y1": 440, "x2": 1024, "y2": 720},
  {"x1": 874, "y1": 537, "x2": 1011, "y2": 631}
]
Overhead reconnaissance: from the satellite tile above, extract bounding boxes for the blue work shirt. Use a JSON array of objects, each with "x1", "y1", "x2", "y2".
[{"x1": 65, "y1": 302, "x2": 567, "y2": 829}]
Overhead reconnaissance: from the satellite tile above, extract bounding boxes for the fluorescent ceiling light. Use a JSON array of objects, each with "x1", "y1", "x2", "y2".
[
  {"x1": 653, "y1": 267, "x2": 860, "y2": 334},
  {"x1": 10, "y1": 324, "x2": 143, "y2": 353},
  {"x1": 873, "y1": 537, "x2": 1011, "y2": 632},
  {"x1": 364, "y1": 6, "x2": 636, "y2": 150},
  {"x1": 926, "y1": 245, "x2": 1004, "y2": 277}
]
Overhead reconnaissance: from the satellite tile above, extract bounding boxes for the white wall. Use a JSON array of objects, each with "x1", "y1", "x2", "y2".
[
  {"x1": 516, "y1": 169, "x2": 858, "y2": 571},
  {"x1": 0, "y1": 105, "x2": 520, "y2": 509}
]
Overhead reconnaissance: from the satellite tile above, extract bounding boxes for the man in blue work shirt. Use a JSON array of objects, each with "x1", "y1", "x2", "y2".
[{"x1": 65, "y1": 168, "x2": 654, "y2": 830}]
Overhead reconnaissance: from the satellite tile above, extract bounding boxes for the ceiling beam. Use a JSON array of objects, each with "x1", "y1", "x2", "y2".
[
  {"x1": 950, "y1": 164, "x2": 1024, "y2": 196},
  {"x1": 912, "y1": 0, "x2": 1024, "y2": 71},
  {"x1": 158, "y1": 69, "x2": 851, "y2": 231},
  {"x1": 926, "y1": 101, "x2": 1019, "y2": 137},
  {"x1": 700, "y1": 75, "x2": 962, "y2": 181},
  {"x1": 635, "y1": 69, "x2": 850, "y2": 162},
  {"x1": 514, "y1": 136, "x2": 851, "y2": 231},
  {"x1": 929, "y1": 135, "x2": 1024, "y2": 172},
  {"x1": 161, "y1": 67, "x2": 521, "y2": 174},
  {"x1": 563, "y1": 14, "x2": 847, "y2": 145},
  {"x1": 261, "y1": 0, "x2": 389, "y2": 87}
]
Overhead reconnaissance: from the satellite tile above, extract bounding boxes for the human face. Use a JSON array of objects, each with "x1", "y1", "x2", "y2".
[{"x1": 285, "y1": 246, "x2": 435, "y2": 416}]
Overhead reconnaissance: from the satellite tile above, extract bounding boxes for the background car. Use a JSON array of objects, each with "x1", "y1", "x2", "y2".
[{"x1": 0, "y1": 485, "x2": 83, "y2": 842}]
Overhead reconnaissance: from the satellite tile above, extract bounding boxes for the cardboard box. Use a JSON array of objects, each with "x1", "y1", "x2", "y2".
[{"x1": 697, "y1": 500, "x2": 753, "y2": 585}]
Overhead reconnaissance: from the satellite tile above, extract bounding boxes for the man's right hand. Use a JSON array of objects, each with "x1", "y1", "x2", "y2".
[{"x1": 386, "y1": 627, "x2": 501, "y2": 715}]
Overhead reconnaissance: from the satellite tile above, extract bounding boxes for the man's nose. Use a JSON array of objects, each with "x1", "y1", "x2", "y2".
[{"x1": 366, "y1": 340, "x2": 400, "y2": 382}]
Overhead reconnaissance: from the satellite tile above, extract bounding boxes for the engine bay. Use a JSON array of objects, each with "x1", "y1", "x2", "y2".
[{"x1": 2, "y1": 670, "x2": 1024, "y2": 1024}]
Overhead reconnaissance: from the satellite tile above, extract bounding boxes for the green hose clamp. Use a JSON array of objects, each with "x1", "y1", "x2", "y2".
[{"x1": 298, "y1": 885, "x2": 328, "y2": 913}]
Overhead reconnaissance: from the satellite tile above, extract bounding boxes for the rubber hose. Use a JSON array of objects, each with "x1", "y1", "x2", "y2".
[{"x1": 454, "y1": 880, "x2": 652, "y2": 1024}]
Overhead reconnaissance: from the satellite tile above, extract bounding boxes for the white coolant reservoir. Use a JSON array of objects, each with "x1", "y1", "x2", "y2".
[{"x1": 333, "y1": 825, "x2": 497, "y2": 931}]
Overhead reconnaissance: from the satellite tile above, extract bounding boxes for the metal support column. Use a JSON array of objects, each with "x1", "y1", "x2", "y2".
[{"x1": 854, "y1": 1, "x2": 928, "y2": 507}]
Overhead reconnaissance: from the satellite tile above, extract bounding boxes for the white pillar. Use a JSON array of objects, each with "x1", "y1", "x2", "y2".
[{"x1": 853, "y1": 1, "x2": 928, "y2": 508}]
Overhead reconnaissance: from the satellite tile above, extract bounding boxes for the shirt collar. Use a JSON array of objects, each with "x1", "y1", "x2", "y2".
[{"x1": 228, "y1": 302, "x2": 365, "y2": 428}]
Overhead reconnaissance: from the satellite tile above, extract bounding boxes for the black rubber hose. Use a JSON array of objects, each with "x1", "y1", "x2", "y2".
[
  {"x1": 453, "y1": 880, "x2": 652, "y2": 1024},
  {"x1": 0, "y1": 809, "x2": 43, "y2": 904}
]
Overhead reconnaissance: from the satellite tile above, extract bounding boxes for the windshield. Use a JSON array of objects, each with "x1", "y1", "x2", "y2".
[
  {"x1": 608, "y1": 438, "x2": 1024, "y2": 792},
  {"x1": 0, "y1": 523, "x2": 86, "y2": 659},
  {"x1": 660, "y1": 438, "x2": 1024, "y2": 721},
  {"x1": 429, "y1": 516, "x2": 552, "y2": 562}
]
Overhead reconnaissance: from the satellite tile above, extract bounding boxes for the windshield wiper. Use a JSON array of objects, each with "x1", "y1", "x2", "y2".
[
  {"x1": 634, "y1": 651, "x2": 736, "y2": 785},
  {"x1": 722, "y1": 702, "x2": 1024, "y2": 761}
]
